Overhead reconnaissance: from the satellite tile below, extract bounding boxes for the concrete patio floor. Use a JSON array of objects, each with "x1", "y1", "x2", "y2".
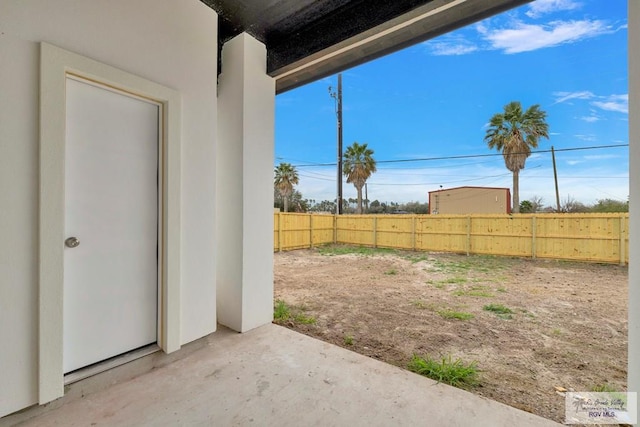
[{"x1": 6, "y1": 324, "x2": 560, "y2": 426}]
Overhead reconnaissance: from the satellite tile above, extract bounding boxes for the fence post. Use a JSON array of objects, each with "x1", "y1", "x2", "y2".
[
  {"x1": 278, "y1": 212, "x2": 283, "y2": 252},
  {"x1": 466, "y1": 216, "x2": 471, "y2": 256},
  {"x1": 532, "y1": 216, "x2": 537, "y2": 259},
  {"x1": 309, "y1": 214, "x2": 314, "y2": 249},
  {"x1": 411, "y1": 215, "x2": 416, "y2": 251},
  {"x1": 373, "y1": 216, "x2": 378, "y2": 248},
  {"x1": 620, "y1": 214, "x2": 626, "y2": 266}
]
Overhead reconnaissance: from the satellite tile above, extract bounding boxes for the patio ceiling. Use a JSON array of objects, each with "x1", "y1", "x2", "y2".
[{"x1": 201, "y1": 0, "x2": 532, "y2": 93}]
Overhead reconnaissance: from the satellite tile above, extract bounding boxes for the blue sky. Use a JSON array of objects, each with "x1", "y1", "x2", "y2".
[{"x1": 275, "y1": 0, "x2": 628, "y2": 207}]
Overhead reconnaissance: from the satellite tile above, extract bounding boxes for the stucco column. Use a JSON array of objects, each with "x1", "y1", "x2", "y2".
[
  {"x1": 629, "y1": 0, "x2": 639, "y2": 413},
  {"x1": 216, "y1": 33, "x2": 275, "y2": 332}
]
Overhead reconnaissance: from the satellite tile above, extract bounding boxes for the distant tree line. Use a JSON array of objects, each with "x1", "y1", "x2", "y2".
[
  {"x1": 276, "y1": 193, "x2": 627, "y2": 215},
  {"x1": 519, "y1": 196, "x2": 628, "y2": 213},
  {"x1": 275, "y1": 195, "x2": 428, "y2": 214}
]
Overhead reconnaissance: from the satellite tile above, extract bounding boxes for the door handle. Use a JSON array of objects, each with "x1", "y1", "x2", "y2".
[{"x1": 65, "y1": 237, "x2": 80, "y2": 248}]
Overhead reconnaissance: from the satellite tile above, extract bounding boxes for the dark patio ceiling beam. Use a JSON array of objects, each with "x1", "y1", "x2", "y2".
[
  {"x1": 273, "y1": 0, "x2": 532, "y2": 93},
  {"x1": 203, "y1": 0, "x2": 532, "y2": 93}
]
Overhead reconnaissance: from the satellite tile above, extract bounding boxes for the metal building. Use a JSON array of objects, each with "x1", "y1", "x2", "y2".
[{"x1": 429, "y1": 186, "x2": 511, "y2": 214}]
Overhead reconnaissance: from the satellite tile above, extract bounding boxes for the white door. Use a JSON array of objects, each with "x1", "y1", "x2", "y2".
[{"x1": 63, "y1": 77, "x2": 159, "y2": 373}]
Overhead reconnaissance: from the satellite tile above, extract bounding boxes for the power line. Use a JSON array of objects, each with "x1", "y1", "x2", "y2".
[
  {"x1": 299, "y1": 167, "x2": 629, "y2": 185},
  {"x1": 284, "y1": 143, "x2": 628, "y2": 168}
]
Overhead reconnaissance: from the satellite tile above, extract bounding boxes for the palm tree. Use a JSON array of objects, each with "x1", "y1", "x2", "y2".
[
  {"x1": 343, "y1": 142, "x2": 377, "y2": 214},
  {"x1": 485, "y1": 101, "x2": 549, "y2": 213},
  {"x1": 274, "y1": 162, "x2": 299, "y2": 212}
]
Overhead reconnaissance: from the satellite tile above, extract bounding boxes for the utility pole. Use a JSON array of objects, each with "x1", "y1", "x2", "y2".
[
  {"x1": 551, "y1": 146, "x2": 561, "y2": 212},
  {"x1": 329, "y1": 73, "x2": 343, "y2": 214}
]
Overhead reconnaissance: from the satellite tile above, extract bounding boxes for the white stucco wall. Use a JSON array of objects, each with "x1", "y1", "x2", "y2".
[{"x1": 0, "y1": 0, "x2": 217, "y2": 416}]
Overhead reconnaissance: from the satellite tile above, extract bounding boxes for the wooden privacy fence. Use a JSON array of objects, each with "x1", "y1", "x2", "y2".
[{"x1": 273, "y1": 212, "x2": 629, "y2": 265}]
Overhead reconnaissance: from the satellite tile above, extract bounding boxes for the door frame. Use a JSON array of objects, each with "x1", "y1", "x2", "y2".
[{"x1": 39, "y1": 43, "x2": 182, "y2": 404}]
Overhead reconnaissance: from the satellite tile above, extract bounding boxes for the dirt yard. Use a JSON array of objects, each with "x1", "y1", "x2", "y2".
[{"x1": 274, "y1": 245, "x2": 628, "y2": 424}]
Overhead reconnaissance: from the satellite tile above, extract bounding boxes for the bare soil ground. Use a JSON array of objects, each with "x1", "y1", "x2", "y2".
[{"x1": 274, "y1": 245, "x2": 628, "y2": 424}]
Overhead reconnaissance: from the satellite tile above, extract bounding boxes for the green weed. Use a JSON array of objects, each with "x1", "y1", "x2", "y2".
[
  {"x1": 405, "y1": 254, "x2": 431, "y2": 264},
  {"x1": 344, "y1": 335, "x2": 354, "y2": 346},
  {"x1": 440, "y1": 277, "x2": 467, "y2": 284},
  {"x1": 426, "y1": 280, "x2": 446, "y2": 289},
  {"x1": 437, "y1": 310, "x2": 474, "y2": 320},
  {"x1": 453, "y1": 285, "x2": 494, "y2": 298},
  {"x1": 483, "y1": 304, "x2": 513, "y2": 319},
  {"x1": 274, "y1": 300, "x2": 316, "y2": 325},
  {"x1": 274, "y1": 300, "x2": 291, "y2": 321},
  {"x1": 294, "y1": 313, "x2": 317, "y2": 324},
  {"x1": 411, "y1": 300, "x2": 427, "y2": 309},
  {"x1": 591, "y1": 383, "x2": 618, "y2": 393},
  {"x1": 408, "y1": 355, "x2": 479, "y2": 389},
  {"x1": 483, "y1": 303, "x2": 513, "y2": 314}
]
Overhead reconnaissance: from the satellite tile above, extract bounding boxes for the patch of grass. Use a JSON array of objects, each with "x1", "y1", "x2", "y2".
[
  {"x1": 496, "y1": 286, "x2": 507, "y2": 293},
  {"x1": 274, "y1": 300, "x2": 316, "y2": 325},
  {"x1": 385, "y1": 269, "x2": 398, "y2": 275},
  {"x1": 426, "y1": 280, "x2": 446, "y2": 289},
  {"x1": 344, "y1": 335, "x2": 354, "y2": 346},
  {"x1": 411, "y1": 300, "x2": 437, "y2": 311},
  {"x1": 440, "y1": 277, "x2": 467, "y2": 284},
  {"x1": 496, "y1": 313, "x2": 513, "y2": 320},
  {"x1": 453, "y1": 285, "x2": 494, "y2": 298},
  {"x1": 274, "y1": 300, "x2": 291, "y2": 322},
  {"x1": 437, "y1": 310, "x2": 474, "y2": 320},
  {"x1": 428, "y1": 255, "x2": 511, "y2": 275},
  {"x1": 483, "y1": 303, "x2": 513, "y2": 314},
  {"x1": 408, "y1": 354, "x2": 479, "y2": 389},
  {"x1": 591, "y1": 383, "x2": 618, "y2": 393},
  {"x1": 294, "y1": 313, "x2": 316, "y2": 324},
  {"x1": 427, "y1": 277, "x2": 468, "y2": 289},
  {"x1": 411, "y1": 300, "x2": 427, "y2": 309},
  {"x1": 405, "y1": 254, "x2": 431, "y2": 264},
  {"x1": 317, "y1": 245, "x2": 396, "y2": 257},
  {"x1": 483, "y1": 304, "x2": 514, "y2": 319},
  {"x1": 551, "y1": 328, "x2": 562, "y2": 336}
]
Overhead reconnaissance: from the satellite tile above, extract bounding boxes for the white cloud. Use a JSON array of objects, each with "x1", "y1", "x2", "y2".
[
  {"x1": 424, "y1": 34, "x2": 478, "y2": 56},
  {"x1": 574, "y1": 134, "x2": 596, "y2": 142},
  {"x1": 553, "y1": 92, "x2": 628, "y2": 115},
  {"x1": 591, "y1": 94, "x2": 628, "y2": 114},
  {"x1": 553, "y1": 90, "x2": 595, "y2": 104},
  {"x1": 429, "y1": 43, "x2": 478, "y2": 56},
  {"x1": 526, "y1": 0, "x2": 582, "y2": 19},
  {"x1": 580, "y1": 116, "x2": 599, "y2": 123},
  {"x1": 481, "y1": 20, "x2": 613, "y2": 54}
]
